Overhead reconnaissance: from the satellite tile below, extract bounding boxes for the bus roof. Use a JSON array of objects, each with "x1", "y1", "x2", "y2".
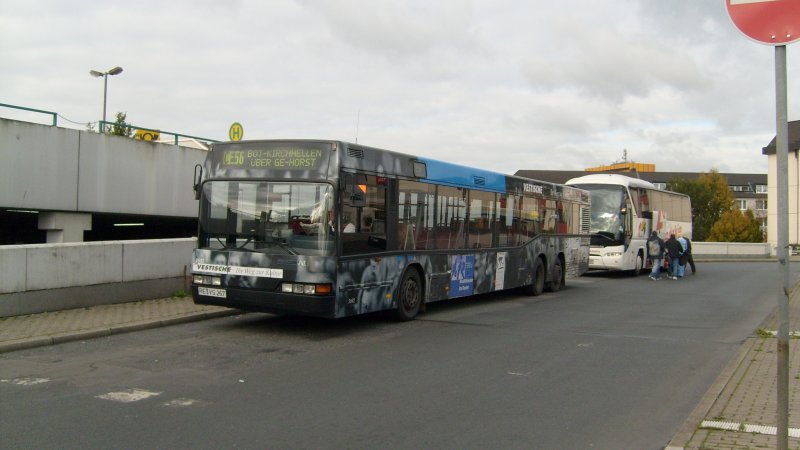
[{"x1": 565, "y1": 173, "x2": 657, "y2": 190}]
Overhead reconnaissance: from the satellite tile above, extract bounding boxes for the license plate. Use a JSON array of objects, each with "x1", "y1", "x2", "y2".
[{"x1": 198, "y1": 287, "x2": 227, "y2": 298}]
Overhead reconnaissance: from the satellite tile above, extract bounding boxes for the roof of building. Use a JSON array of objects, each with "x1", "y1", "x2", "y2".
[{"x1": 762, "y1": 120, "x2": 800, "y2": 155}]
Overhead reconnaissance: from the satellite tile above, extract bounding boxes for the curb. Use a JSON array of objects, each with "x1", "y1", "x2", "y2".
[{"x1": 0, "y1": 309, "x2": 239, "y2": 354}]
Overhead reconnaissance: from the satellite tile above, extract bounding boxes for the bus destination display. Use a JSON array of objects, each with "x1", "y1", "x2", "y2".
[{"x1": 220, "y1": 147, "x2": 326, "y2": 170}]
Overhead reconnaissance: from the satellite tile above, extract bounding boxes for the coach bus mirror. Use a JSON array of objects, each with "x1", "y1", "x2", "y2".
[{"x1": 193, "y1": 164, "x2": 203, "y2": 200}]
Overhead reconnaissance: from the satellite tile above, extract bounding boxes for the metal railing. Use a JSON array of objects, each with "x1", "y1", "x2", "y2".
[
  {"x1": 0, "y1": 102, "x2": 58, "y2": 126},
  {"x1": 97, "y1": 120, "x2": 218, "y2": 146},
  {"x1": 1, "y1": 102, "x2": 219, "y2": 146}
]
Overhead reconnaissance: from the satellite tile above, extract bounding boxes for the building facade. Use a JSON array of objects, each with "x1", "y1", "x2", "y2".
[{"x1": 761, "y1": 120, "x2": 800, "y2": 252}]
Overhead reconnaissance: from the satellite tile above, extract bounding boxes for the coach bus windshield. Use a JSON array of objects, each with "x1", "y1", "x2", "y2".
[
  {"x1": 198, "y1": 181, "x2": 335, "y2": 256},
  {"x1": 574, "y1": 184, "x2": 627, "y2": 245}
]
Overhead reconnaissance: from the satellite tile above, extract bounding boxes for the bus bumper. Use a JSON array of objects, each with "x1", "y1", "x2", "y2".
[
  {"x1": 191, "y1": 285, "x2": 337, "y2": 318},
  {"x1": 588, "y1": 253, "x2": 622, "y2": 270}
]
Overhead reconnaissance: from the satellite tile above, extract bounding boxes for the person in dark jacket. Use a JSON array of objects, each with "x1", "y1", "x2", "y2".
[
  {"x1": 647, "y1": 231, "x2": 665, "y2": 280},
  {"x1": 683, "y1": 236, "x2": 696, "y2": 274},
  {"x1": 664, "y1": 234, "x2": 683, "y2": 280}
]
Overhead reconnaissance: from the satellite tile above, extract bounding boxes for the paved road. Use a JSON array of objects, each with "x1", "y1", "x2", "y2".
[{"x1": 0, "y1": 262, "x2": 781, "y2": 449}]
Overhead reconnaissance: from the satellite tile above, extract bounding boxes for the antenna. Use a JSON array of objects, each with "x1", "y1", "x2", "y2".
[{"x1": 355, "y1": 109, "x2": 360, "y2": 144}]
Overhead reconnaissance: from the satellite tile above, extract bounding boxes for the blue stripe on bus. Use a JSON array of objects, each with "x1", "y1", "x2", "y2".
[{"x1": 418, "y1": 157, "x2": 507, "y2": 191}]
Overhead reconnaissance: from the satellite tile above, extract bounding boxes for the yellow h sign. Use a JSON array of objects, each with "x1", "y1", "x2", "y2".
[{"x1": 229, "y1": 122, "x2": 244, "y2": 141}]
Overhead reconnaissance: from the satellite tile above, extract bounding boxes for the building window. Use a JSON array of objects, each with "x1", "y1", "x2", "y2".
[
  {"x1": 652, "y1": 182, "x2": 666, "y2": 190},
  {"x1": 755, "y1": 184, "x2": 767, "y2": 194},
  {"x1": 756, "y1": 199, "x2": 767, "y2": 211},
  {"x1": 736, "y1": 199, "x2": 748, "y2": 211}
]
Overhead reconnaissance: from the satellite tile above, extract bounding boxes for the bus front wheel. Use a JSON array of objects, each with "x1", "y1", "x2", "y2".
[
  {"x1": 631, "y1": 252, "x2": 644, "y2": 276},
  {"x1": 395, "y1": 269, "x2": 422, "y2": 321},
  {"x1": 526, "y1": 258, "x2": 545, "y2": 296}
]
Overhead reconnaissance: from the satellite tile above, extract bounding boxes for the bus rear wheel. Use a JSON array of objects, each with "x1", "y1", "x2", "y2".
[
  {"x1": 546, "y1": 259, "x2": 563, "y2": 292},
  {"x1": 395, "y1": 269, "x2": 422, "y2": 321}
]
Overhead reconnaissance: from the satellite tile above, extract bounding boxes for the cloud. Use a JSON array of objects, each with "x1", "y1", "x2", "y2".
[{"x1": 1, "y1": 0, "x2": 797, "y2": 175}]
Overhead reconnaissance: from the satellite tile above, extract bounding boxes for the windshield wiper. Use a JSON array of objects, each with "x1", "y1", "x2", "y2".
[{"x1": 592, "y1": 231, "x2": 618, "y2": 243}]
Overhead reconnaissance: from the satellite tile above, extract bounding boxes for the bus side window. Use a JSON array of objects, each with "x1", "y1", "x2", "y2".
[
  {"x1": 398, "y1": 180, "x2": 435, "y2": 250},
  {"x1": 342, "y1": 174, "x2": 388, "y2": 255}
]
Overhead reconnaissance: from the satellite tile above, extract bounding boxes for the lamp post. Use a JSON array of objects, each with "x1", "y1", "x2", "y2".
[{"x1": 89, "y1": 66, "x2": 123, "y2": 132}]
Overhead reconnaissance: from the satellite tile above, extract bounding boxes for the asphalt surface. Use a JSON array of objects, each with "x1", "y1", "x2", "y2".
[{"x1": 0, "y1": 263, "x2": 800, "y2": 449}]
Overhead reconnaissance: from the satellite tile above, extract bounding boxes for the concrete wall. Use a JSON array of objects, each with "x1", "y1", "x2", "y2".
[
  {"x1": 0, "y1": 238, "x2": 195, "y2": 317},
  {"x1": 0, "y1": 119, "x2": 207, "y2": 217},
  {"x1": 692, "y1": 241, "x2": 772, "y2": 259}
]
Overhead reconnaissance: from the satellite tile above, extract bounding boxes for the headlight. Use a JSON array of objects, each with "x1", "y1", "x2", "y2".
[
  {"x1": 280, "y1": 282, "x2": 333, "y2": 295},
  {"x1": 193, "y1": 275, "x2": 221, "y2": 285},
  {"x1": 606, "y1": 252, "x2": 622, "y2": 257}
]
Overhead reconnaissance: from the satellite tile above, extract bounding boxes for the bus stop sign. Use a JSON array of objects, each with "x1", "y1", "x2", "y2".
[{"x1": 725, "y1": 0, "x2": 800, "y2": 45}]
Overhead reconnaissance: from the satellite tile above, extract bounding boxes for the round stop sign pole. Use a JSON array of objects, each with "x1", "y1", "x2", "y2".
[{"x1": 726, "y1": 1, "x2": 799, "y2": 448}]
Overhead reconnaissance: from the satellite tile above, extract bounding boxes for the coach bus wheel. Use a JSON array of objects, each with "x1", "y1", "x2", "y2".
[
  {"x1": 632, "y1": 252, "x2": 644, "y2": 276},
  {"x1": 546, "y1": 259, "x2": 563, "y2": 292},
  {"x1": 526, "y1": 258, "x2": 545, "y2": 297},
  {"x1": 395, "y1": 269, "x2": 422, "y2": 321}
]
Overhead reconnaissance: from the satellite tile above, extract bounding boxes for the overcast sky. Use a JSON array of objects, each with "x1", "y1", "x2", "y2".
[{"x1": 1, "y1": 0, "x2": 798, "y2": 175}]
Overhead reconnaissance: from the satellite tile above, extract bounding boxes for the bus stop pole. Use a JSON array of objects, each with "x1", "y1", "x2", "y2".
[{"x1": 775, "y1": 43, "x2": 790, "y2": 450}]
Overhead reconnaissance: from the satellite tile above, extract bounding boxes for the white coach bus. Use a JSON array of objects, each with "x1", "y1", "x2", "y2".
[{"x1": 565, "y1": 174, "x2": 692, "y2": 274}]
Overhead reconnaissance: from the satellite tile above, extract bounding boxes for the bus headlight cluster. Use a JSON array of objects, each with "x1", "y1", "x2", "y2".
[
  {"x1": 605, "y1": 252, "x2": 623, "y2": 257},
  {"x1": 281, "y1": 282, "x2": 333, "y2": 295},
  {"x1": 193, "y1": 275, "x2": 221, "y2": 286}
]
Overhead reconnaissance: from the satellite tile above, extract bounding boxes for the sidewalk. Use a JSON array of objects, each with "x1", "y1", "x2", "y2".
[
  {"x1": 2, "y1": 288, "x2": 800, "y2": 448},
  {"x1": 0, "y1": 296, "x2": 237, "y2": 354},
  {"x1": 667, "y1": 285, "x2": 800, "y2": 449}
]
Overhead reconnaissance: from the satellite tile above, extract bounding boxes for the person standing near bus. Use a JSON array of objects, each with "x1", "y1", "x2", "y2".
[
  {"x1": 665, "y1": 234, "x2": 683, "y2": 280},
  {"x1": 683, "y1": 236, "x2": 696, "y2": 274},
  {"x1": 647, "y1": 231, "x2": 665, "y2": 280}
]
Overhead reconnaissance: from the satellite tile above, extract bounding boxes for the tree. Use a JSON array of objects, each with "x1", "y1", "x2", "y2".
[
  {"x1": 668, "y1": 170, "x2": 734, "y2": 241},
  {"x1": 110, "y1": 112, "x2": 132, "y2": 137},
  {"x1": 707, "y1": 208, "x2": 764, "y2": 242}
]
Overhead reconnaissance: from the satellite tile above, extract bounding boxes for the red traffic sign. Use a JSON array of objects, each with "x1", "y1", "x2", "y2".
[{"x1": 726, "y1": 0, "x2": 800, "y2": 45}]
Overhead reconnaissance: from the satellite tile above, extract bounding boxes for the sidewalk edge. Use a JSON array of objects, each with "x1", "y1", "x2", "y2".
[{"x1": 0, "y1": 309, "x2": 240, "y2": 354}]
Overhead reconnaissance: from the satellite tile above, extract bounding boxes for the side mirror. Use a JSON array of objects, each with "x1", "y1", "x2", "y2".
[{"x1": 193, "y1": 164, "x2": 203, "y2": 200}]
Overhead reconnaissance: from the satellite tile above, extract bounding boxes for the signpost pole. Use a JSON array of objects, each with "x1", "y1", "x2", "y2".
[{"x1": 775, "y1": 43, "x2": 790, "y2": 450}]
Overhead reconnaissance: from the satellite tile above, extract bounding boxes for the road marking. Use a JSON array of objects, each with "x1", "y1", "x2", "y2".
[
  {"x1": 1, "y1": 377, "x2": 50, "y2": 386},
  {"x1": 163, "y1": 398, "x2": 201, "y2": 407},
  {"x1": 97, "y1": 389, "x2": 161, "y2": 403},
  {"x1": 701, "y1": 420, "x2": 800, "y2": 438}
]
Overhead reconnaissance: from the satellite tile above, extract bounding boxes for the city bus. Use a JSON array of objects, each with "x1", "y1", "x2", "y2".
[
  {"x1": 565, "y1": 173, "x2": 692, "y2": 274},
  {"x1": 190, "y1": 139, "x2": 591, "y2": 320}
]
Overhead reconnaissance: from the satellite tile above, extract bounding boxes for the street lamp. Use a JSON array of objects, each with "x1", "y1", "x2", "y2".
[{"x1": 89, "y1": 66, "x2": 123, "y2": 132}]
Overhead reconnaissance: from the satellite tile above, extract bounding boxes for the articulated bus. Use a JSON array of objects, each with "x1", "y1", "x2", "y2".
[
  {"x1": 190, "y1": 140, "x2": 591, "y2": 320},
  {"x1": 565, "y1": 174, "x2": 692, "y2": 274}
]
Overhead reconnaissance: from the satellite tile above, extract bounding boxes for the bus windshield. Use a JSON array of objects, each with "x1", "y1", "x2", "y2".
[
  {"x1": 579, "y1": 184, "x2": 626, "y2": 243},
  {"x1": 198, "y1": 181, "x2": 335, "y2": 256}
]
